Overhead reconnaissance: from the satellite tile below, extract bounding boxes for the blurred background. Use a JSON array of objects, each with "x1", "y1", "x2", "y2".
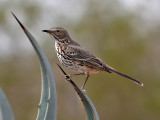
[{"x1": 0, "y1": 0, "x2": 160, "y2": 120}]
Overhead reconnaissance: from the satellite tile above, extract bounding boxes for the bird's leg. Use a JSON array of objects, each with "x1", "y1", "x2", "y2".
[
  {"x1": 65, "y1": 73, "x2": 85, "y2": 81},
  {"x1": 68, "y1": 73, "x2": 85, "y2": 77},
  {"x1": 66, "y1": 72, "x2": 90, "y2": 89},
  {"x1": 81, "y1": 73, "x2": 89, "y2": 90}
]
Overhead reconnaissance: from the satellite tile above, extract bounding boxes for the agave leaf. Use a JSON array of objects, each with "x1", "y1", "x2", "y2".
[
  {"x1": 0, "y1": 88, "x2": 14, "y2": 120},
  {"x1": 12, "y1": 13, "x2": 57, "y2": 120},
  {"x1": 57, "y1": 64, "x2": 99, "y2": 120}
]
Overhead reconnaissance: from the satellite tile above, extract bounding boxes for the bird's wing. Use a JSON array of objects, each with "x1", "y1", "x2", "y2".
[
  {"x1": 66, "y1": 45, "x2": 143, "y2": 86},
  {"x1": 65, "y1": 45, "x2": 109, "y2": 71}
]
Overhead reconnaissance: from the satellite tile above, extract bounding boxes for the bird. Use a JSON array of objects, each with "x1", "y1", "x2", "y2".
[{"x1": 42, "y1": 27, "x2": 143, "y2": 89}]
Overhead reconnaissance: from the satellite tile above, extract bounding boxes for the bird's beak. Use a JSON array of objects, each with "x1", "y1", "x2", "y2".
[{"x1": 42, "y1": 30, "x2": 52, "y2": 34}]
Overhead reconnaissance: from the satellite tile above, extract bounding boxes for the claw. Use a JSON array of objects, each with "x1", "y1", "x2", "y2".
[
  {"x1": 81, "y1": 87, "x2": 86, "y2": 92},
  {"x1": 65, "y1": 75, "x2": 71, "y2": 81}
]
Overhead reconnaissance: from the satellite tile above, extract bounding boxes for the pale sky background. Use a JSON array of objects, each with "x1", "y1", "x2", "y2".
[
  {"x1": 0, "y1": 0, "x2": 160, "y2": 57},
  {"x1": 121, "y1": 0, "x2": 160, "y2": 22}
]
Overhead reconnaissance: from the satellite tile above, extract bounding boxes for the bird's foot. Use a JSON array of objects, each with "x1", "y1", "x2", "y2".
[
  {"x1": 65, "y1": 75, "x2": 71, "y2": 81},
  {"x1": 81, "y1": 89, "x2": 86, "y2": 93},
  {"x1": 80, "y1": 87, "x2": 86, "y2": 92}
]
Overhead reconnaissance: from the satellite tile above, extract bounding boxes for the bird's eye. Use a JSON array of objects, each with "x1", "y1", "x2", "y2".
[{"x1": 56, "y1": 30, "x2": 60, "y2": 33}]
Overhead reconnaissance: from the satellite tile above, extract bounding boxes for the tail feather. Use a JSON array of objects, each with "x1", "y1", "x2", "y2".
[{"x1": 106, "y1": 67, "x2": 143, "y2": 86}]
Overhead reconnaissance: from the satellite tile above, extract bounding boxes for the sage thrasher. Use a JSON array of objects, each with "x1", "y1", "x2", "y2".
[{"x1": 42, "y1": 27, "x2": 143, "y2": 89}]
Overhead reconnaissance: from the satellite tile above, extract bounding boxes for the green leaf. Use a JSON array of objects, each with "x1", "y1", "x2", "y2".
[
  {"x1": 12, "y1": 12, "x2": 57, "y2": 120},
  {"x1": 0, "y1": 88, "x2": 14, "y2": 120},
  {"x1": 57, "y1": 64, "x2": 99, "y2": 120}
]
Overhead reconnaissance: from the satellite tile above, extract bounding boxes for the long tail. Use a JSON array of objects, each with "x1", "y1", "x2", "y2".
[{"x1": 105, "y1": 66, "x2": 143, "y2": 86}]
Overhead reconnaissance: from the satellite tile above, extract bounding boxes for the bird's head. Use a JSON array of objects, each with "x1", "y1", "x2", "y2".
[{"x1": 42, "y1": 27, "x2": 70, "y2": 43}]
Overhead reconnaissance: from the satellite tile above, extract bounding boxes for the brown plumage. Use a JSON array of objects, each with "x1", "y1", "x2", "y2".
[{"x1": 42, "y1": 27, "x2": 143, "y2": 89}]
